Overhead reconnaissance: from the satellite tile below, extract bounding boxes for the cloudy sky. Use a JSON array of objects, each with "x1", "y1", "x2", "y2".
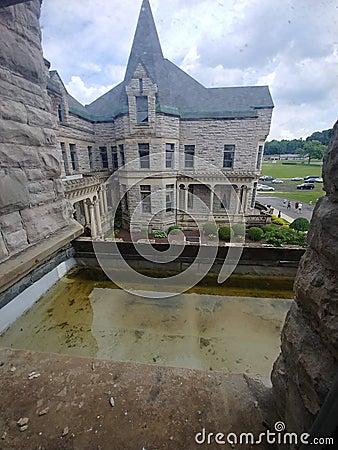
[{"x1": 40, "y1": 0, "x2": 337, "y2": 141}]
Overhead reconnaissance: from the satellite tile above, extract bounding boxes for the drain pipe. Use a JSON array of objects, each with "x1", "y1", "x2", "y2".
[{"x1": 299, "y1": 372, "x2": 338, "y2": 449}]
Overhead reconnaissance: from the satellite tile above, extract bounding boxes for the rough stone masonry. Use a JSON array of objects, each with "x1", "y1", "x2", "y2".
[
  {"x1": 271, "y1": 121, "x2": 338, "y2": 435},
  {"x1": 0, "y1": 0, "x2": 71, "y2": 262}
]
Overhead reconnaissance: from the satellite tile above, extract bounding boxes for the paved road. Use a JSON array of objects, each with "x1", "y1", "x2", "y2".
[{"x1": 257, "y1": 195, "x2": 314, "y2": 222}]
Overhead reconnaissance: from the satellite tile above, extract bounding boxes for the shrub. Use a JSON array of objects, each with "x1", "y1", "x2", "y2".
[
  {"x1": 261, "y1": 224, "x2": 277, "y2": 233},
  {"x1": 219, "y1": 226, "x2": 233, "y2": 241},
  {"x1": 168, "y1": 225, "x2": 180, "y2": 233},
  {"x1": 114, "y1": 229, "x2": 120, "y2": 237},
  {"x1": 272, "y1": 217, "x2": 287, "y2": 226},
  {"x1": 203, "y1": 222, "x2": 218, "y2": 235},
  {"x1": 248, "y1": 227, "x2": 264, "y2": 241},
  {"x1": 208, "y1": 233, "x2": 217, "y2": 241},
  {"x1": 231, "y1": 223, "x2": 246, "y2": 237},
  {"x1": 265, "y1": 228, "x2": 307, "y2": 247},
  {"x1": 154, "y1": 230, "x2": 167, "y2": 238},
  {"x1": 290, "y1": 217, "x2": 310, "y2": 232}
]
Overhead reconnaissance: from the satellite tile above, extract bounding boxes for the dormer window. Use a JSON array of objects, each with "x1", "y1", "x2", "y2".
[{"x1": 136, "y1": 96, "x2": 148, "y2": 124}]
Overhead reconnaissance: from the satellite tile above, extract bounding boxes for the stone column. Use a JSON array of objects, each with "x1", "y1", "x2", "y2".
[
  {"x1": 88, "y1": 201, "x2": 97, "y2": 238},
  {"x1": 184, "y1": 186, "x2": 189, "y2": 212},
  {"x1": 83, "y1": 200, "x2": 90, "y2": 227},
  {"x1": 94, "y1": 199, "x2": 103, "y2": 236},
  {"x1": 102, "y1": 186, "x2": 109, "y2": 214},
  {"x1": 209, "y1": 187, "x2": 214, "y2": 214},
  {"x1": 99, "y1": 190, "x2": 105, "y2": 217}
]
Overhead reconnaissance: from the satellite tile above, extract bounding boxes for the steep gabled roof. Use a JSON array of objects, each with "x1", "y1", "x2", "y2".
[{"x1": 83, "y1": 0, "x2": 273, "y2": 121}]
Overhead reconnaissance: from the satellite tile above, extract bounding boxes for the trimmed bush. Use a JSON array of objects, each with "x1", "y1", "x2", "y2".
[
  {"x1": 272, "y1": 217, "x2": 287, "y2": 226},
  {"x1": 265, "y1": 228, "x2": 307, "y2": 247},
  {"x1": 248, "y1": 227, "x2": 264, "y2": 241},
  {"x1": 154, "y1": 230, "x2": 167, "y2": 238},
  {"x1": 290, "y1": 217, "x2": 310, "y2": 232},
  {"x1": 168, "y1": 225, "x2": 180, "y2": 235},
  {"x1": 203, "y1": 222, "x2": 218, "y2": 235},
  {"x1": 231, "y1": 223, "x2": 245, "y2": 237},
  {"x1": 262, "y1": 224, "x2": 277, "y2": 233},
  {"x1": 219, "y1": 226, "x2": 233, "y2": 241}
]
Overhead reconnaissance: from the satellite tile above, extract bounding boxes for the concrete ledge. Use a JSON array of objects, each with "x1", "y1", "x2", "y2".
[
  {"x1": 0, "y1": 348, "x2": 276, "y2": 450},
  {"x1": 0, "y1": 220, "x2": 83, "y2": 295}
]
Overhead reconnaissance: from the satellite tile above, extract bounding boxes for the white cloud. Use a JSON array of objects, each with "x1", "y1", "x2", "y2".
[{"x1": 65, "y1": 76, "x2": 114, "y2": 105}]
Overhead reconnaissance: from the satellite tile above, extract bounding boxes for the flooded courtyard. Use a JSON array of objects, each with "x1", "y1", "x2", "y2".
[{"x1": 0, "y1": 267, "x2": 293, "y2": 384}]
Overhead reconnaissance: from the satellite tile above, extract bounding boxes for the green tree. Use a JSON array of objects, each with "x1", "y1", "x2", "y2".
[{"x1": 296, "y1": 140, "x2": 327, "y2": 164}]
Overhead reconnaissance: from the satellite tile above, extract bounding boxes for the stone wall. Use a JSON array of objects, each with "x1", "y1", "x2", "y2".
[
  {"x1": 271, "y1": 120, "x2": 338, "y2": 435},
  {"x1": 0, "y1": 0, "x2": 71, "y2": 262}
]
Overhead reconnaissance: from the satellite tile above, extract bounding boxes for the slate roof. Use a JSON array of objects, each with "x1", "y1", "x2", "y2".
[{"x1": 71, "y1": 0, "x2": 273, "y2": 122}]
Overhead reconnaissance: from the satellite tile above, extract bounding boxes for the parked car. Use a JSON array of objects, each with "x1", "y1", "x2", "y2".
[
  {"x1": 291, "y1": 177, "x2": 303, "y2": 181},
  {"x1": 257, "y1": 184, "x2": 275, "y2": 191},
  {"x1": 297, "y1": 183, "x2": 315, "y2": 190},
  {"x1": 305, "y1": 177, "x2": 323, "y2": 183},
  {"x1": 259, "y1": 175, "x2": 275, "y2": 181},
  {"x1": 304, "y1": 175, "x2": 320, "y2": 181},
  {"x1": 271, "y1": 178, "x2": 284, "y2": 184}
]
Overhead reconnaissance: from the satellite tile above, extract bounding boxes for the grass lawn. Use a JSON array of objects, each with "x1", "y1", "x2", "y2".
[
  {"x1": 260, "y1": 161, "x2": 324, "y2": 204},
  {"x1": 261, "y1": 161, "x2": 322, "y2": 179}
]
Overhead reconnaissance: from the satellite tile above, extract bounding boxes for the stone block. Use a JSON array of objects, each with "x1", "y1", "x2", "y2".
[
  {"x1": 39, "y1": 149, "x2": 62, "y2": 178},
  {"x1": 0, "y1": 144, "x2": 40, "y2": 169},
  {"x1": 3, "y1": 229, "x2": 28, "y2": 253},
  {"x1": 294, "y1": 248, "x2": 338, "y2": 359},
  {"x1": 20, "y1": 201, "x2": 70, "y2": 243},
  {"x1": 26, "y1": 105, "x2": 55, "y2": 128},
  {"x1": 307, "y1": 196, "x2": 338, "y2": 270},
  {"x1": 0, "y1": 232, "x2": 8, "y2": 260},
  {"x1": 0, "y1": 211, "x2": 22, "y2": 233},
  {"x1": 323, "y1": 120, "x2": 338, "y2": 201},
  {"x1": 28, "y1": 180, "x2": 56, "y2": 205},
  {"x1": 0, "y1": 169, "x2": 29, "y2": 212},
  {"x1": 276, "y1": 304, "x2": 337, "y2": 416},
  {"x1": 0, "y1": 98, "x2": 27, "y2": 124},
  {"x1": 0, "y1": 119, "x2": 45, "y2": 146}
]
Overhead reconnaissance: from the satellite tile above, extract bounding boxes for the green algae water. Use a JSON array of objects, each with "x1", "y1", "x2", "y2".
[{"x1": 0, "y1": 266, "x2": 293, "y2": 383}]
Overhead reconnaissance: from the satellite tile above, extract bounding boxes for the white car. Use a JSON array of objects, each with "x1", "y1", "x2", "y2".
[
  {"x1": 291, "y1": 177, "x2": 303, "y2": 181},
  {"x1": 257, "y1": 184, "x2": 275, "y2": 191},
  {"x1": 271, "y1": 178, "x2": 284, "y2": 184}
]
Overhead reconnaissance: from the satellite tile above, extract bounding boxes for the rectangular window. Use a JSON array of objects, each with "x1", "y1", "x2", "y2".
[
  {"x1": 166, "y1": 184, "x2": 174, "y2": 212},
  {"x1": 223, "y1": 145, "x2": 235, "y2": 169},
  {"x1": 119, "y1": 144, "x2": 125, "y2": 167},
  {"x1": 111, "y1": 146, "x2": 118, "y2": 170},
  {"x1": 139, "y1": 78, "x2": 143, "y2": 94},
  {"x1": 99, "y1": 146, "x2": 108, "y2": 169},
  {"x1": 184, "y1": 145, "x2": 195, "y2": 169},
  {"x1": 166, "y1": 143, "x2": 174, "y2": 169},
  {"x1": 140, "y1": 185, "x2": 151, "y2": 213},
  {"x1": 136, "y1": 96, "x2": 148, "y2": 124},
  {"x1": 88, "y1": 146, "x2": 94, "y2": 170},
  {"x1": 256, "y1": 145, "x2": 264, "y2": 170},
  {"x1": 138, "y1": 143, "x2": 150, "y2": 168},
  {"x1": 69, "y1": 144, "x2": 78, "y2": 171},
  {"x1": 60, "y1": 142, "x2": 69, "y2": 175}
]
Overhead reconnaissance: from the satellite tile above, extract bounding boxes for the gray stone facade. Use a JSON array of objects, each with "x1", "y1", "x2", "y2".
[{"x1": 46, "y1": 0, "x2": 273, "y2": 234}]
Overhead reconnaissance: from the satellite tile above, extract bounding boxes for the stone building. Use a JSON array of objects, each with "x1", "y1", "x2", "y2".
[{"x1": 48, "y1": 0, "x2": 274, "y2": 235}]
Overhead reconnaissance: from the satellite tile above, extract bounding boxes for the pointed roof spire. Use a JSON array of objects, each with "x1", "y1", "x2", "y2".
[{"x1": 124, "y1": 0, "x2": 163, "y2": 82}]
